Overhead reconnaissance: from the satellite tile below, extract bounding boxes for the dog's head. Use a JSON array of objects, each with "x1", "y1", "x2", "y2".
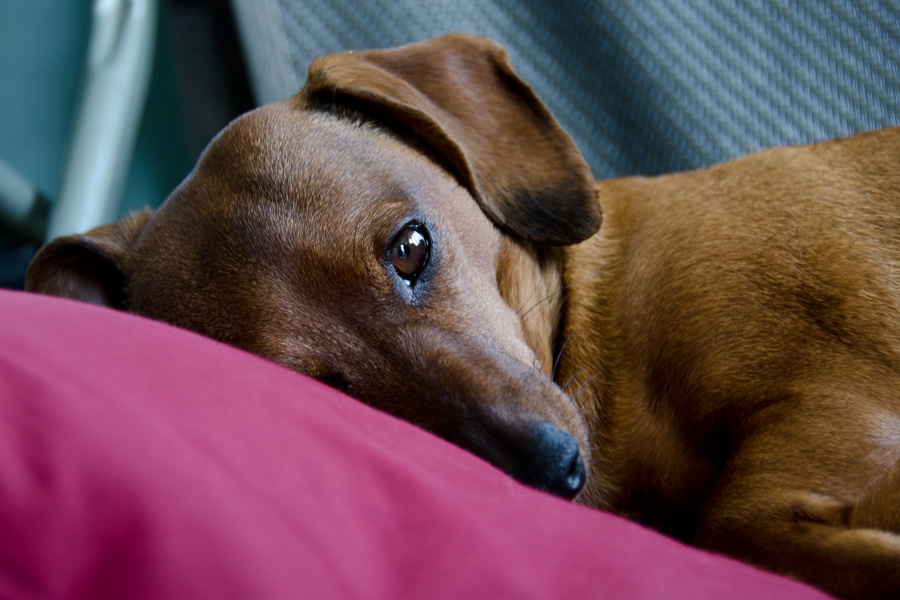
[{"x1": 27, "y1": 34, "x2": 602, "y2": 500}]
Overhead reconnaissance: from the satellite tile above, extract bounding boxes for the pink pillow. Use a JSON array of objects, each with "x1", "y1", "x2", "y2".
[{"x1": 0, "y1": 290, "x2": 830, "y2": 599}]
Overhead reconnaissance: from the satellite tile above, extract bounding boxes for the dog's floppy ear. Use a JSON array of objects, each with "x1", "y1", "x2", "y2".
[
  {"x1": 25, "y1": 209, "x2": 152, "y2": 308},
  {"x1": 302, "y1": 34, "x2": 601, "y2": 245}
]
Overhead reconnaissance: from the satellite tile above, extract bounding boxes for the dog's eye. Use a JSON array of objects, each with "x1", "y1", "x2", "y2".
[{"x1": 390, "y1": 224, "x2": 430, "y2": 284}]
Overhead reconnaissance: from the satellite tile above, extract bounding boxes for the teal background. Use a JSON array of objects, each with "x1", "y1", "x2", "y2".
[{"x1": 0, "y1": 0, "x2": 192, "y2": 221}]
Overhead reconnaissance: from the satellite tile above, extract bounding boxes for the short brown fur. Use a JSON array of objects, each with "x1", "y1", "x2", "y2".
[{"x1": 26, "y1": 35, "x2": 900, "y2": 599}]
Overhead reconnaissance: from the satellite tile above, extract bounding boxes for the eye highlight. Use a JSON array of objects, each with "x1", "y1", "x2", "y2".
[{"x1": 390, "y1": 224, "x2": 430, "y2": 285}]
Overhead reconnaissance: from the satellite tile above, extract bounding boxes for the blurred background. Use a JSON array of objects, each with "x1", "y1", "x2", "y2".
[
  {"x1": 0, "y1": 0, "x2": 253, "y2": 288},
  {"x1": 2, "y1": 0, "x2": 899, "y2": 289}
]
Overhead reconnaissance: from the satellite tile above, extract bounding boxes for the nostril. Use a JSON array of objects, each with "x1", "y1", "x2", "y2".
[
  {"x1": 564, "y1": 451, "x2": 586, "y2": 496},
  {"x1": 530, "y1": 422, "x2": 586, "y2": 499},
  {"x1": 318, "y1": 372, "x2": 351, "y2": 394}
]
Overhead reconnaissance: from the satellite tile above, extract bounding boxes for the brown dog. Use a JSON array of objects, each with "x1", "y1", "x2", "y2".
[{"x1": 25, "y1": 34, "x2": 900, "y2": 599}]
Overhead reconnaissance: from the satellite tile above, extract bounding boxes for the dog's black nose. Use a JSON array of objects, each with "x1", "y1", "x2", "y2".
[{"x1": 526, "y1": 422, "x2": 586, "y2": 499}]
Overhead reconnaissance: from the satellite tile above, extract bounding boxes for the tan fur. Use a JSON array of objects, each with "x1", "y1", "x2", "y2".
[
  {"x1": 25, "y1": 35, "x2": 900, "y2": 599},
  {"x1": 560, "y1": 134, "x2": 900, "y2": 597}
]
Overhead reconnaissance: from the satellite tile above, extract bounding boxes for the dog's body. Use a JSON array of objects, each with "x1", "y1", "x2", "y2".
[
  {"x1": 26, "y1": 35, "x2": 900, "y2": 598},
  {"x1": 575, "y1": 140, "x2": 900, "y2": 596}
]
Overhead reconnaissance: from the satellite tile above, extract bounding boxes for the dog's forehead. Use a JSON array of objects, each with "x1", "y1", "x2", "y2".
[{"x1": 207, "y1": 101, "x2": 449, "y2": 221}]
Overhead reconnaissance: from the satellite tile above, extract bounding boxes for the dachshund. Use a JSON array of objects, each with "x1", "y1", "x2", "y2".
[{"x1": 26, "y1": 34, "x2": 900, "y2": 599}]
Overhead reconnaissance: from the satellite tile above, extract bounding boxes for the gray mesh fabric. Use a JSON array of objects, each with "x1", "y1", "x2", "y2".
[{"x1": 229, "y1": 0, "x2": 900, "y2": 178}]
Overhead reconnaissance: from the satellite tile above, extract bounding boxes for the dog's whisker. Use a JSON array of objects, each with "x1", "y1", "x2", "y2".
[
  {"x1": 552, "y1": 324, "x2": 587, "y2": 381},
  {"x1": 559, "y1": 366, "x2": 591, "y2": 396},
  {"x1": 516, "y1": 266, "x2": 609, "y2": 325},
  {"x1": 517, "y1": 287, "x2": 563, "y2": 323},
  {"x1": 568, "y1": 371, "x2": 604, "y2": 403},
  {"x1": 513, "y1": 279, "x2": 545, "y2": 320}
]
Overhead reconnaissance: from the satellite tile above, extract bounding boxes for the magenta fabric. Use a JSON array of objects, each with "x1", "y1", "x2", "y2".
[{"x1": 0, "y1": 290, "x2": 831, "y2": 599}]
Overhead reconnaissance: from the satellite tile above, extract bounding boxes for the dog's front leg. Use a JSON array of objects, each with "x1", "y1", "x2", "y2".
[{"x1": 694, "y1": 402, "x2": 900, "y2": 600}]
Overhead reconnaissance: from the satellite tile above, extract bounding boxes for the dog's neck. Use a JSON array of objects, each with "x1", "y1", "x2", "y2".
[
  {"x1": 496, "y1": 238, "x2": 565, "y2": 379},
  {"x1": 555, "y1": 226, "x2": 625, "y2": 510}
]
